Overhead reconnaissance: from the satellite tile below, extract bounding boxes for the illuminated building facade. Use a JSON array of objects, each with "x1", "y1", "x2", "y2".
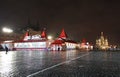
[
  {"x1": 79, "y1": 39, "x2": 93, "y2": 50},
  {"x1": 96, "y1": 32, "x2": 109, "y2": 50},
  {"x1": 14, "y1": 29, "x2": 50, "y2": 50},
  {"x1": 51, "y1": 29, "x2": 77, "y2": 51},
  {"x1": 1, "y1": 28, "x2": 78, "y2": 51}
]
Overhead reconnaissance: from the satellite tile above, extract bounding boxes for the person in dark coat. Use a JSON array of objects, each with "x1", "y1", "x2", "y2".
[
  {"x1": 5, "y1": 46, "x2": 8, "y2": 54},
  {"x1": 58, "y1": 47, "x2": 60, "y2": 51}
]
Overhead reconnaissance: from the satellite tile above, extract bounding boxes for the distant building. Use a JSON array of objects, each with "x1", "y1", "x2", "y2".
[
  {"x1": 96, "y1": 32, "x2": 109, "y2": 50},
  {"x1": 79, "y1": 39, "x2": 93, "y2": 50}
]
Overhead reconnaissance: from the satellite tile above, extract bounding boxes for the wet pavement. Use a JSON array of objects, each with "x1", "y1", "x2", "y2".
[{"x1": 0, "y1": 50, "x2": 120, "y2": 77}]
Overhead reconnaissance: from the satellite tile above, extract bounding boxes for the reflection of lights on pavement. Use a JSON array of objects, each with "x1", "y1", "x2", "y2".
[
  {"x1": 2, "y1": 27, "x2": 13, "y2": 33},
  {"x1": 0, "y1": 53, "x2": 13, "y2": 73},
  {"x1": 66, "y1": 50, "x2": 76, "y2": 61}
]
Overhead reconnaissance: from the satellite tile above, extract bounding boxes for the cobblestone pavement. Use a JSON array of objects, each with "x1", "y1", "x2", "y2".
[{"x1": 0, "y1": 50, "x2": 120, "y2": 77}]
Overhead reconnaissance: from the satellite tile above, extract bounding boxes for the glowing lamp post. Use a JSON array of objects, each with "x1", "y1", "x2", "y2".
[
  {"x1": 48, "y1": 35, "x2": 52, "y2": 40},
  {"x1": 1, "y1": 27, "x2": 14, "y2": 50},
  {"x1": 2, "y1": 27, "x2": 13, "y2": 41},
  {"x1": 2, "y1": 27, "x2": 13, "y2": 33},
  {"x1": 47, "y1": 35, "x2": 53, "y2": 47}
]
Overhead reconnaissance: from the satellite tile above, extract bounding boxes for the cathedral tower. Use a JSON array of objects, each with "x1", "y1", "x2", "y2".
[{"x1": 96, "y1": 32, "x2": 109, "y2": 50}]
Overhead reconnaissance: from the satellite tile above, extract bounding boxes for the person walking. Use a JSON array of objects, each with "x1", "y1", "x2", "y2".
[{"x1": 5, "y1": 46, "x2": 8, "y2": 54}]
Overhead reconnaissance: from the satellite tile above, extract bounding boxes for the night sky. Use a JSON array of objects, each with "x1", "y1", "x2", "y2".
[{"x1": 0, "y1": 0, "x2": 120, "y2": 45}]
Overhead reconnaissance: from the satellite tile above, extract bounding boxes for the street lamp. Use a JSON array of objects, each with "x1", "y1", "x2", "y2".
[
  {"x1": 48, "y1": 35, "x2": 52, "y2": 40},
  {"x1": 2, "y1": 27, "x2": 13, "y2": 33},
  {"x1": 1, "y1": 27, "x2": 14, "y2": 50}
]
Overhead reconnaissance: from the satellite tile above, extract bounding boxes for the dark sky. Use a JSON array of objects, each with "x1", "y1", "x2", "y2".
[{"x1": 0, "y1": 0, "x2": 120, "y2": 45}]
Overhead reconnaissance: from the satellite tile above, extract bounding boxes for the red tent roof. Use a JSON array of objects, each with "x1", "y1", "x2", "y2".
[
  {"x1": 23, "y1": 31, "x2": 29, "y2": 40},
  {"x1": 51, "y1": 38, "x2": 77, "y2": 45},
  {"x1": 51, "y1": 29, "x2": 77, "y2": 45},
  {"x1": 41, "y1": 30, "x2": 47, "y2": 38},
  {"x1": 65, "y1": 40, "x2": 77, "y2": 43},
  {"x1": 51, "y1": 39, "x2": 64, "y2": 45},
  {"x1": 24, "y1": 31, "x2": 29, "y2": 36},
  {"x1": 82, "y1": 39, "x2": 86, "y2": 43},
  {"x1": 59, "y1": 29, "x2": 68, "y2": 39}
]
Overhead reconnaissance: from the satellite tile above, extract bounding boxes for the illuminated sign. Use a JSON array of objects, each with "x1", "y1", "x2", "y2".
[
  {"x1": 24, "y1": 34, "x2": 42, "y2": 41},
  {"x1": 14, "y1": 42, "x2": 46, "y2": 48}
]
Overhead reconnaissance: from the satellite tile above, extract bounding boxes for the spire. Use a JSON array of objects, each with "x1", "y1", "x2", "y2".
[
  {"x1": 59, "y1": 29, "x2": 68, "y2": 39},
  {"x1": 82, "y1": 38, "x2": 86, "y2": 43},
  {"x1": 34, "y1": 20, "x2": 40, "y2": 31},
  {"x1": 100, "y1": 32, "x2": 104, "y2": 40},
  {"x1": 101, "y1": 32, "x2": 103, "y2": 36},
  {"x1": 24, "y1": 30, "x2": 29, "y2": 37},
  {"x1": 41, "y1": 28, "x2": 47, "y2": 38},
  {"x1": 27, "y1": 17, "x2": 32, "y2": 28},
  {"x1": 23, "y1": 30, "x2": 29, "y2": 41}
]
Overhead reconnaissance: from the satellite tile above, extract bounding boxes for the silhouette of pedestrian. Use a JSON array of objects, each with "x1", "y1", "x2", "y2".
[
  {"x1": 5, "y1": 46, "x2": 8, "y2": 54},
  {"x1": 58, "y1": 47, "x2": 60, "y2": 51}
]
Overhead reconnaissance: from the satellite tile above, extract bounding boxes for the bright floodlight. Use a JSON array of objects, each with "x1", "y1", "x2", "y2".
[
  {"x1": 2, "y1": 27, "x2": 13, "y2": 33},
  {"x1": 48, "y1": 35, "x2": 52, "y2": 40}
]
